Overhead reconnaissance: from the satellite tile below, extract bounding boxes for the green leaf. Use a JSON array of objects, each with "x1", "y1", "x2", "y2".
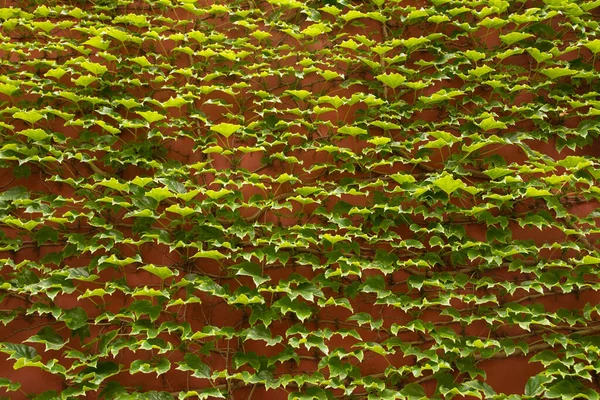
[
  {"x1": 285, "y1": 90, "x2": 311, "y2": 100},
  {"x1": 98, "y1": 178, "x2": 129, "y2": 192},
  {"x1": 192, "y1": 250, "x2": 226, "y2": 260},
  {"x1": 478, "y1": 116, "x2": 507, "y2": 131},
  {"x1": 13, "y1": 110, "x2": 44, "y2": 124},
  {"x1": 529, "y1": 349, "x2": 558, "y2": 366},
  {"x1": 338, "y1": 125, "x2": 367, "y2": 136},
  {"x1": 524, "y1": 187, "x2": 551, "y2": 197},
  {"x1": 141, "y1": 265, "x2": 178, "y2": 280},
  {"x1": 584, "y1": 39, "x2": 600, "y2": 54},
  {"x1": 130, "y1": 358, "x2": 171, "y2": 377},
  {"x1": 0, "y1": 378, "x2": 20, "y2": 392},
  {"x1": 368, "y1": 136, "x2": 391, "y2": 145},
  {"x1": 483, "y1": 167, "x2": 513, "y2": 179},
  {"x1": 301, "y1": 22, "x2": 331, "y2": 37},
  {"x1": 83, "y1": 36, "x2": 110, "y2": 50},
  {"x1": 146, "y1": 187, "x2": 174, "y2": 202},
  {"x1": 579, "y1": 255, "x2": 600, "y2": 265},
  {"x1": 402, "y1": 36, "x2": 429, "y2": 49},
  {"x1": 211, "y1": 122, "x2": 242, "y2": 137},
  {"x1": 419, "y1": 89, "x2": 463, "y2": 104},
  {"x1": 401, "y1": 383, "x2": 427, "y2": 399},
  {"x1": 469, "y1": 65, "x2": 495, "y2": 78},
  {"x1": 179, "y1": 388, "x2": 225, "y2": 399},
  {"x1": 433, "y1": 174, "x2": 465, "y2": 195},
  {"x1": 236, "y1": 262, "x2": 269, "y2": 286},
  {"x1": 0, "y1": 83, "x2": 19, "y2": 96},
  {"x1": 73, "y1": 75, "x2": 98, "y2": 87},
  {"x1": 375, "y1": 73, "x2": 406, "y2": 89},
  {"x1": 526, "y1": 48, "x2": 553, "y2": 63},
  {"x1": 545, "y1": 380, "x2": 584, "y2": 399},
  {"x1": 245, "y1": 324, "x2": 282, "y2": 346},
  {"x1": 62, "y1": 307, "x2": 88, "y2": 330},
  {"x1": 19, "y1": 128, "x2": 50, "y2": 142},
  {"x1": 205, "y1": 189, "x2": 233, "y2": 199},
  {"x1": 541, "y1": 67, "x2": 578, "y2": 79},
  {"x1": 525, "y1": 375, "x2": 548, "y2": 397},
  {"x1": 137, "y1": 111, "x2": 166, "y2": 123},
  {"x1": 17, "y1": 128, "x2": 49, "y2": 141},
  {"x1": 32, "y1": 21, "x2": 55, "y2": 33},
  {"x1": 163, "y1": 97, "x2": 188, "y2": 108},
  {"x1": 80, "y1": 61, "x2": 108, "y2": 75},
  {"x1": 34, "y1": 226, "x2": 59, "y2": 245},
  {"x1": 131, "y1": 56, "x2": 152, "y2": 67},
  {"x1": 464, "y1": 50, "x2": 486, "y2": 61},
  {"x1": 500, "y1": 32, "x2": 534, "y2": 45},
  {"x1": 0, "y1": 343, "x2": 40, "y2": 361},
  {"x1": 176, "y1": 353, "x2": 211, "y2": 379},
  {"x1": 0, "y1": 186, "x2": 28, "y2": 201},
  {"x1": 25, "y1": 326, "x2": 67, "y2": 351}
]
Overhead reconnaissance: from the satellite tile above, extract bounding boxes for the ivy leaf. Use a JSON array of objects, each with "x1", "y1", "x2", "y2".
[
  {"x1": 25, "y1": 326, "x2": 67, "y2": 351},
  {"x1": 13, "y1": 110, "x2": 45, "y2": 124},
  {"x1": 338, "y1": 125, "x2": 367, "y2": 136},
  {"x1": 205, "y1": 188, "x2": 233, "y2": 199},
  {"x1": 0, "y1": 83, "x2": 19, "y2": 96},
  {"x1": 163, "y1": 97, "x2": 188, "y2": 108},
  {"x1": 176, "y1": 353, "x2": 211, "y2": 379},
  {"x1": 368, "y1": 136, "x2": 391, "y2": 145},
  {"x1": 400, "y1": 383, "x2": 427, "y2": 398},
  {"x1": 500, "y1": 32, "x2": 534, "y2": 45},
  {"x1": 1, "y1": 343, "x2": 41, "y2": 362},
  {"x1": 130, "y1": 358, "x2": 171, "y2": 377},
  {"x1": 526, "y1": 48, "x2": 553, "y2": 63},
  {"x1": 375, "y1": 73, "x2": 406, "y2": 89},
  {"x1": 285, "y1": 90, "x2": 311, "y2": 100},
  {"x1": 83, "y1": 36, "x2": 110, "y2": 50},
  {"x1": 137, "y1": 111, "x2": 166, "y2": 123},
  {"x1": 524, "y1": 187, "x2": 551, "y2": 197},
  {"x1": 211, "y1": 122, "x2": 242, "y2": 137},
  {"x1": 433, "y1": 174, "x2": 465, "y2": 195},
  {"x1": 541, "y1": 67, "x2": 578, "y2": 79},
  {"x1": 18, "y1": 127, "x2": 50, "y2": 141},
  {"x1": 131, "y1": 56, "x2": 152, "y2": 67},
  {"x1": 81, "y1": 61, "x2": 108, "y2": 75},
  {"x1": 73, "y1": 75, "x2": 98, "y2": 87},
  {"x1": 61, "y1": 307, "x2": 88, "y2": 330},
  {"x1": 236, "y1": 262, "x2": 269, "y2": 286},
  {"x1": 483, "y1": 167, "x2": 513, "y2": 179},
  {"x1": 34, "y1": 226, "x2": 59, "y2": 245},
  {"x1": 525, "y1": 375, "x2": 549, "y2": 397},
  {"x1": 545, "y1": 380, "x2": 586, "y2": 399},
  {"x1": 179, "y1": 388, "x2": 225, "y2": 399},
  {"x1": 141, "y1": 265, "x2": 178, "y2": 280},
  {"x1": 529, "y1": 349, "x2": 558, "y2": 366},
  {"x1": 478, "y1": 116, "x2": 507, "y2": 131},
  {"x1": 245, "y1": 324, "x2": 282, "y2": 346},
  {"x1": 464, "y1": 50, "x2": 486, "y2": 61},
  {"x1": 0, "y1": 378, "x2": 20, "y2": 392},
  {"x1": 0, "y1": 186, "x2": 28, "y2": 201},
  {"x1": 419, "y1": 89, "x2": 464, "y2": 104},
  {"x1": 579, "y1": 255, "x2": 600, "y2": 265},
  {"x1": 289, "y1": 387, "x2": 330, "y2": 400},
  {"x1": 469, "y1": 65, "x2": 495, "y2": 78},
  {"x1": 301, "y1": 22, "x2": 331, "y2": 37},
  {"x1": 146, "y1": 188, "x2": 174, "y2": 202},
  {"x1": 192, "y1": 250, "x2": 226, "y2": 260},
  {"x1": 584, "y1": 39, "x2": 600, "y2": 54}
]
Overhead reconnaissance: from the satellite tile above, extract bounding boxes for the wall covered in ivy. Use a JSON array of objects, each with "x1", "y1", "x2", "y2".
[{"x1": 1, "y1": 0, "x2": 600, "y2": 399}]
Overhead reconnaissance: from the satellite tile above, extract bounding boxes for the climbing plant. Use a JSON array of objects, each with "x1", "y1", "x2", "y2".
[{"x1": 0, "y1": 0, "x2": 600, "y2": 399}]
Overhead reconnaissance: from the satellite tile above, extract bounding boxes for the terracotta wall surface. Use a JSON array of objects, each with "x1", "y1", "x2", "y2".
[{"x1": 0, "y1": 0, "x2": 599, "y2": 399}]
